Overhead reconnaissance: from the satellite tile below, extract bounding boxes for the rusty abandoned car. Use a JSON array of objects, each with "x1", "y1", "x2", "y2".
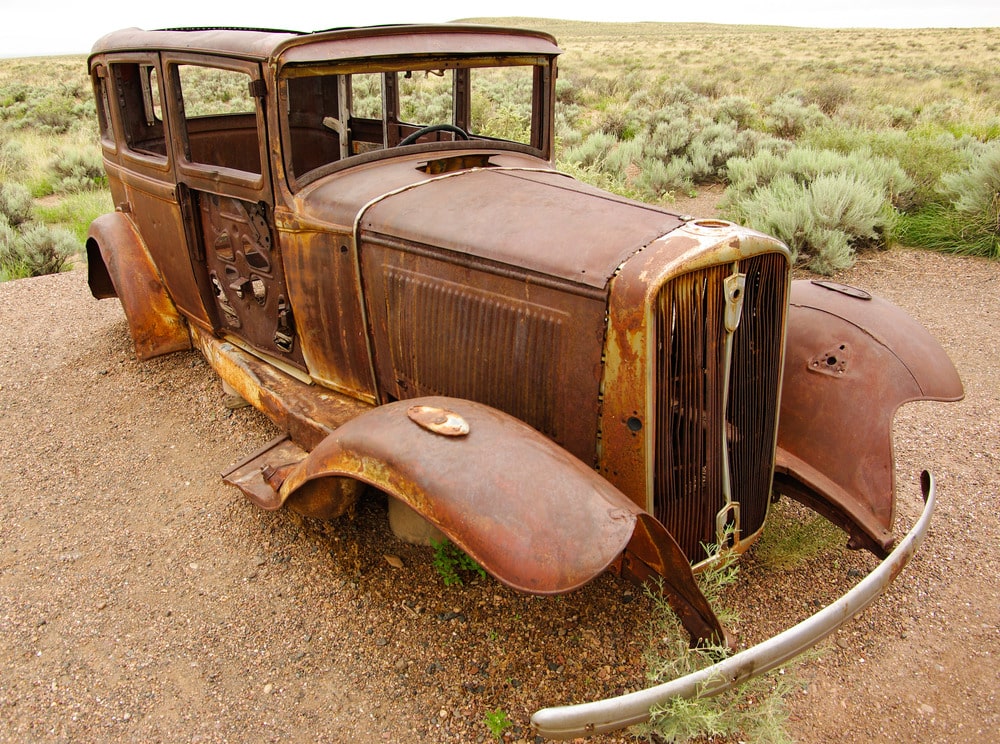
[{"x1": 86, "y1": 24, "x2": 963, "y2": 739}]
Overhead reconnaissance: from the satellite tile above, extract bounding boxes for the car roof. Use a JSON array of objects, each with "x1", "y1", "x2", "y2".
[{"x1": 89, "y1": 24, "x2": 561, "y2": 65}]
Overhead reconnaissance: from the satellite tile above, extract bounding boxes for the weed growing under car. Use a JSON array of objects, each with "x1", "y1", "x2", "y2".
[
  {"x1": 639, "y1": 551, "x2": 798, "y2": 743},
  {"x1": 431, "y1": 539, "x2": 486, "y2": 587}
]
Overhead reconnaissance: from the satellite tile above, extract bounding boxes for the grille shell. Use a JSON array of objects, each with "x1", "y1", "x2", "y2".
[{"x1": 653, "y1": 252, "x2": 789, "y2": 561}]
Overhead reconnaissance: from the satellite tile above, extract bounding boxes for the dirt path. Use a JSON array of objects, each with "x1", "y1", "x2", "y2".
[{"x1": 0, "y1": 247, "x2": 997, "y2": 743}]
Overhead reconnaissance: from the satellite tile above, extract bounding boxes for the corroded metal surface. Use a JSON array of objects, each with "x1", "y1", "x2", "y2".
[
  {"x1": 276, "y1": 396, "x2": 642, "y2": 594},
  {"x1": 271, "y1": 395, "x2": 726, "y2": 644},
  {"x1": 359, "y1": 235, "x2": 608, "y2": 462},
  {"x1": 358, "y1": 167, "x2": 685, "y2": 290},
  {"x1": 191, "y1": 325, "x2": 370, "y2": 450},
  {"x1": 86, "y1": 212, "x2": 191, "y2": 360},
  {"x1": 600, "y1": 220, "x2": 790, "y2": 562},
  {"x1": 775, "y1": 280, "x2": 964, "y2": 554}
]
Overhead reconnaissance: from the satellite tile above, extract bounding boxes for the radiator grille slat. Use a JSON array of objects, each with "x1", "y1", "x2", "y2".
[
  {"x1": 386, "y1": 267, "x2": 563, "y2": 438},
  {"x1": 654, "y1": 253, "x2": 787, "y2": 561}
]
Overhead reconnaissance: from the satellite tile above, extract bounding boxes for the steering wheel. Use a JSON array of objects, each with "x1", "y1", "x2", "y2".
[{"x1": 397, "y1": 124, "x2": 470, "y2": 147}]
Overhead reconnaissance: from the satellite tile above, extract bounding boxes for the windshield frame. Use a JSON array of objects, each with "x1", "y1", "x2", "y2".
[{"x1": 277, "y1": 53, "x2": 556, "y2": 191}]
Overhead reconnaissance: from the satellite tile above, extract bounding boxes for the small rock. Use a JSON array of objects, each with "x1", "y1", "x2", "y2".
[
  {"x1": 383, "y1": 554, "x2": 404, "y2": 569},
  {"x1": 919, "y1": 703, "x2": 935, "y2": 715},
  {"x1": 263, "y1": 683, "x2": 273, "y2": 695},
  {"x1": 96, "y1": 601, "x2": 107, "y2": 611}
]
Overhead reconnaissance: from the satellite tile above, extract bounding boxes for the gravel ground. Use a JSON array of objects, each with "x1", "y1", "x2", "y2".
[{"x1": 0, "y1": 244, "x2": 996, "y2": 743}]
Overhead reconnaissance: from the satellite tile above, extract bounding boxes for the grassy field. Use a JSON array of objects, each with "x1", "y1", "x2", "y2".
[{"x1": 1, "y1": 20, "x2": 997, "y2": 279}]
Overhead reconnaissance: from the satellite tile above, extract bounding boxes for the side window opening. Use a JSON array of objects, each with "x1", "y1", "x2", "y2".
[
  {"x1": 348, "y1": 73, "x2": 385, "y2": 154},
  {"x1": 91, "y1": 66, "x2": 114, "y2": 146},
  {"x1": 111, "y1": 62, "x2": 167, "y2": 158},
  {"x1": 173, "y1": 64, "x2": 262, "y2": 176}
]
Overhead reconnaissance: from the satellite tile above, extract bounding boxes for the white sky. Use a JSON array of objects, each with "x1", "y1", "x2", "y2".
[{"x1": 1, "y1": 0, "x2": 998, "y2": 58}]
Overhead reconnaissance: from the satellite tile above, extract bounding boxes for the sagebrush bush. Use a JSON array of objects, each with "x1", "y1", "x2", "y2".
[
  {"x1": 722, "y1": 147, "x2": 905, "y2": 273},
  {"x1": 803, "y1": 124, "x2": 975, "y2": 211},
  {"x1": 808, "y1": 80, "x2": 855, "y2": 115},
  {"x1": 49, "y1": 146, "x2": 107, "y2": 193},
  {"x1": 0, "y1": 181, "x2": 33, "y2": 226},
  {"x1": 764, "y1": 93, "x2": 828, "y2": 138},
  {"x1": 562, "y1": 82, "x2": 782, "y2": 198},
  {"x1": 0, "y1": 222, "x2": 77, "y2": 277},
  {"x1": 713, "y1": 95, "x2": 757, "y2": 129},
  {"x1": 897, "y1": 143, "x2": 1000, "y2": 259},
  {"x1": 0, "y1": 137, "x2": 28, "y2": 178}
]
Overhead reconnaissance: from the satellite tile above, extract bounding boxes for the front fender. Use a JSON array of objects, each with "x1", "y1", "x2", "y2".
[
  {"x1": 775, "y1": 280, "x2": 963, "y2": 555},
  {"x1": 87, "y1": 212, "x2": 191, "y2": 360},
  {"x1": 274, "y1": 396, "x2": 726, "y2": 644}
]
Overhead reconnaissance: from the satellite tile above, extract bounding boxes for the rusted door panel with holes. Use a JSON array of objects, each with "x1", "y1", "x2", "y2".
[
  {"x1": 198, "y1": 193, "x2": 306, "y2": 369},
  {"x1": 775, "y1": 280, "x2": 964, "y2": 555}
]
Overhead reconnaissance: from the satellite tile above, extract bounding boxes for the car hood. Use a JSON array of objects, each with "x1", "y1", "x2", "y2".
[{"x1": 296, "y1": 154, "x2": 687, "y2": 290}]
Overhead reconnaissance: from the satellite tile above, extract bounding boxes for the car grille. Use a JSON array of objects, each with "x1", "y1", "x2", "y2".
[{"x1": 652, "y1": 252, "x2": 788, "y2": 561}]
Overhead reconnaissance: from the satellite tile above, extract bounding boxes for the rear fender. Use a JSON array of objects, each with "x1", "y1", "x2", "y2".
[
  {"x1": 87, "y1": 212, "x2": 191, "y2": 360},
  {"x1": 776, "y1": 280, "x2": 963, "y2": 555},
  {"x1": 274, "y1": 396, "x2": 726, "y2": 644}
]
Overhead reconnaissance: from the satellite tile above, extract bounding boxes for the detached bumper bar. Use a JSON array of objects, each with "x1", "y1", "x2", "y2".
[{"x1": 531, "y1": 471, "x2": 936, "y2": 740}]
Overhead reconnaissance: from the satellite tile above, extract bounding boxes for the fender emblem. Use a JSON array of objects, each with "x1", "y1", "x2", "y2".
[{"x1": 407, "y1": 405, "x2": 470, "y2": 437}]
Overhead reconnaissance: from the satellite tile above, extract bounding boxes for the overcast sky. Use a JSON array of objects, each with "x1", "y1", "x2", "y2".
[{"x1": 1, "y1": 0, "x2": 998, "y2": 57}]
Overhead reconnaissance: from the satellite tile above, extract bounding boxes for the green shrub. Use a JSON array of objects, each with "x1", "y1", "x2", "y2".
[
  {"x1": 808, "y1": 80, "x2": 855, "y2": 115},
  {"x1": 0, "y1": 181, "x2": 33, "y2": 226},
  {"x1": 0, "y1": 219, "x2": 21, "y2": 281},
  {"x1": 0, "y1": 222, "x2": 77, "y2": 278},
  {"x1": 49, "y1": 146, "x2": 107, "y2": 193},
  {"x1": 803, "y1": 124, "x2": 974, "y2": 211},
  {"x1": 0, "y1": 138, "x2": 28, "y2": 179},
  {"x1": 722, "y1": 147, "x2": 907, "y2": 273},
  {"x1": 33, "y1": 188, "x2": 114, "y2": 243},
  {"x1": 431, "y1": 539, "x2": 485, "y2": 587},
  {"x1": 562, "y1": 131, "x2": 618, "y2": 169},
  {"x1": 562, "y1": 85, "x2": 784, "y2": 199},
  {"x1": 713, "y1": 95, "x2": 757, "y2": 129},
  {"x1": 897, "y1": 143, "x2": 1000, "y2": 259},
  {"x1": 764, "y1": 93, "x2": 828, "y2": 138}
]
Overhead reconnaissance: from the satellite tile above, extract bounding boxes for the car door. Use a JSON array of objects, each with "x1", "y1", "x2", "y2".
[
  {"x1": 99, "y1": 54, "x2": 218, "y2": 332},
  {"x1": 163, "y1": 54, "x2": 306, "y2": 370}
]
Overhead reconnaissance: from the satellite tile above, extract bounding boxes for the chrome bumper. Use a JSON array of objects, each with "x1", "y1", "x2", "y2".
[{"x1": 531, "y1": 471, "x2": 936, "y2": 740}]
